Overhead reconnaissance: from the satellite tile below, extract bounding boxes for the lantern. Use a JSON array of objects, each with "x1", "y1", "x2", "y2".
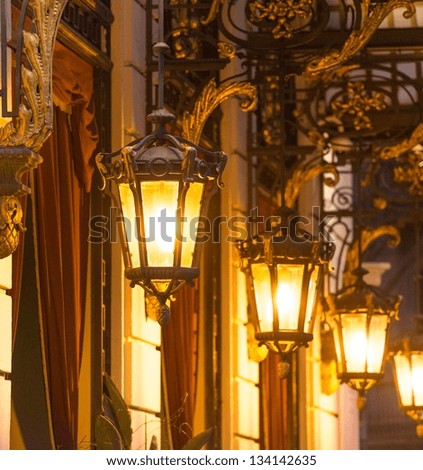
[
  {"x1": 391, "y1": 315, "x2": 423, "y2": 438},
  {"x1": 239, "y1": 211, "x2": 334, "y2": 369},
  {"x1": 329, "y1": 272, "x2": 400, "y2": 407},
  {"x1": 96, "y1": 112, "x2": 226, "y2": 325}
]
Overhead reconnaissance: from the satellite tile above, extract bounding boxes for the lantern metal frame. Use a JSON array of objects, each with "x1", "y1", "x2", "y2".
[
  {"x1": 96, "y1": 112, "x2": 227, "y2": 312},
  {"x1": 329, "y1": 269, "x2": 400, "y2": 405},
  {"x1": 239, "y1": 209, "x2": 335, "y2": 367}
]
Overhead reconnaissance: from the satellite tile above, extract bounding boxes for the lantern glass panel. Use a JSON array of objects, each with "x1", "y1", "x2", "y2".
[
  {"x1": 180, "y1": 182, "x2": 204, "y2": 268},
  {"x1": 276, "y1": 265, "x2": 303, "y2": 330},
  {"x1": 119, "y1": 183, "x2": 140, "y2": 268},
  {"x1": 251, "y1": 263, "x2": 273, "y2": 332},
  {"x1": 304, "y1": 266, "x2": 319, "y2": 334},
  {"x1": 411, "y1": 353, "x2": 423, "y2": 405},
  {"x1": 141, "y1": 180, "x2": 179, "y2": 267},
  {"x1": 332, "y1": 321, "x2": 344, "y2": 373},
  {"x1": 367, "y1": 314, "x2": 389, "y2": 373},
  {"x1": 394, "y1": 354, "x2": 414, "y2": 406},
  {"x1": 340, "y1": 313, "x2": 388, "y2": 373},
  {"x1": 340, "y1": 313, "x2": 367, "y2": 372}
]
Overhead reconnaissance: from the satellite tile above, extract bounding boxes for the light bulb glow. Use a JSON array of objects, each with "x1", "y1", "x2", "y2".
[
  {"x1": 141, "y1": 181, "x2": 179, "y2": 267},
  {"x1": 396, "y1": 353, "x2": 423, "y2": 407},
  {"x1": 276, "y1": 265, "x2": 303, "y2": 330},
  {"x1": 340, "y1": 313, "x2": 387, "y2": 373}
]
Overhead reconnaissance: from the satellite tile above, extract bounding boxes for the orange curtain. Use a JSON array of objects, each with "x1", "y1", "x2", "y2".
[
  {"x1": 33, "y1": 43, "x2": 98, "y2": 449},
  {"x1": 259, "y1": 353, "x2": 291, "y2": 449},
  {"x1": 162, "y1": 284, "x2": 199, "y2": 449}
]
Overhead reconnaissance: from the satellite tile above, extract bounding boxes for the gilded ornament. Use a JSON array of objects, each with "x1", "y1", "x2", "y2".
[
  {"x1": 248, "y1": 0, "x2": 313, "y2": 40},
  {"x1": 305, "y1": 0, "x2": 415, "y2": 78},
  {"x1": 0, "y1": 0, "x2": 68, "y2": 150},
  {"x1": 372, "y1": 198, "x2": 388, "y2": 210},
  {"x1": 217, "y1": 42, "x2": 236, "y2": 60},
  {"x1": 330, "y1": 82, "x2": 387, "y2": 131},
  {"x1": 182, "y1": 79, "x2": 257, "y2": 145},
  {"x1": 246, "y1": 322, "x2": 269, "y2": 363},
  {"x1": 284, "y1": 160, "x2": 339, "y2": 209},
  {"x1": 201, "y1": 0, "x2": 224, "y2": 25},
  {"x1": 0, "y1": 196, "x2": 25, "y2": 259},
  {"x1": 342, "y1": 226, "x2": 401, "y2": 289},
  {"x1": 393, "y1": 148, "x2": 423, "y2": 197},
  {"x1": 376, "y1": 122, "x2": 423, "y2": 160}
]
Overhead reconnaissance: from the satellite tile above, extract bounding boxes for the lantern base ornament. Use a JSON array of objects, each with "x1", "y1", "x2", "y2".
[
  {"x1": 144, "y1": 293, "x2": 171, "y2": 327},
  {"x1": 0, "y1": 146, "x2": 42, "y2": 258}
]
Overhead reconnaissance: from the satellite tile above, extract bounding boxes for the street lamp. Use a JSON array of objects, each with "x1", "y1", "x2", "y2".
[
  {"x1": 329, "y1": 269, "x2": 400, "y2": 408},
  {"x1": 239, "y1": 208, "x2": 334, "y2": 375},
  {"x1": 391, "y1": 315, "x2": 423, "y2": 438},
  {"x1": 96, "y1": 0, "x2": 227, "y2": 325}
]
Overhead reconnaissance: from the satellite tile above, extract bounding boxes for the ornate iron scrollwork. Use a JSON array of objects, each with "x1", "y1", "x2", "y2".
[
  {"x1": 305, "y1": 0, "x2": 416, "y2": 78},
  {"x1": 0, "y1": 0, "x2": 67, "y2": 258}
]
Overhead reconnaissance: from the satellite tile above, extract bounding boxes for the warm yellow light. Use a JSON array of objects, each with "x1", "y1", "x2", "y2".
[
  {"x1": 180, "y1": 182, "x2": 203, "y2": 267},
  {"x1": 119, "y1": 183, "x2": 140, "y2": 267},
  {"x1": 411, "y1": 355, "x2": 423, "y2": 404},
  {"x1": 340, "y1": 313, "x2": 388, "y2": 373},
  {"x1": 251, "y1": 264, "x2": 304, "y2": 332},
  {"x1": 276, "y1": 266, "x2": 302, "y2": 330},
  {"x1": 394, "y1": 353, "x2": 423, "y2": 407},
  {"x1": 304, "y1": 268, "x2": 319, "y2": 333},
  {"x1": 251, "y1": 263, "x2": 273, "y2": 331},
  {"x1": 141, "y1": 180, "x2": 179, "y2": 267}
]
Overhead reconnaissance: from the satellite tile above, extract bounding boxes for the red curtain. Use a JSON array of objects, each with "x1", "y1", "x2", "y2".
[
  {"x1": 162, "y1": 284, "x2": 199, "y2": 449},
  {"x1": 259, "y1": 353, "x2": 290, "y2": 449},
  {"x1": 32, "y1": 43, "x2": 98, "y2": 449}
]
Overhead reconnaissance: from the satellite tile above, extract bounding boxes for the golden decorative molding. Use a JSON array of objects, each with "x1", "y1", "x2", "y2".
[
  {"x1": 201, "y1": 0, "x2": 224, "y2": 26},
  {"x1": 0, "y1": 0, "x2": 68, "y2": 151},
  {"x1": 248, "y1": 0, "x2": 313, "y2": 40},
  {"x1": 181, "y1": 78, "x2": 257, "y2": 145},
  {"x1": 0, "y1": 196, "x2": 25, "y2": 259},
  {"x1": 393, "y1": 148, "x2": 423, "y2": 197},
  {"x1": 342, "y1": 225, "x2": 401, "y2": 288},
  {"x1": 284, "y1": 160, "x2": 339, "y2": 209},
  {"x1": 376, "y1": 122, "x2": 423, "y2": 160},
  {"x1": 246, "y1": 322, "x2": 269, "y2": 363},
  {"x1": 305, "y1": 0, "x2": 416, "y2": 78},
  {"x1": 217, "y1": 41, "x2": 236, "y2": 60}
]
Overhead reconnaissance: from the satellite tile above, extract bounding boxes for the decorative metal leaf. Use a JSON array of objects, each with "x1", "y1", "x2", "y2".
[
  {"x1": 95, "y1": 415, "x2": 125, "y2": 450},
  {"x1": 181, "y1": 428, "x2": 213, "y2": 450},
  {"x1": 305, "y1": 0, "x2": 416, "y2": 78},
  {"x1": 103, "y1": 373, "x2": 133, "y2": 450},
  {"x1": 182, "y1": 79, "x2": 257, "y2": 145}
]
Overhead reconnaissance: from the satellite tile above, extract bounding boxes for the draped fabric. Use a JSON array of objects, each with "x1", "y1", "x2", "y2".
[
  {"x1": 32, "y1": 43, "x2": 98, "y2": 449},
  {"x1": 11, "y1": 188, "x2": 27, "y2": 347},
  {"x1": 162, "y1": 284, "x2": 199, "y2": 449},
  {"x1": 259, "y1": 353, "x2": 290, "y2": 449}
]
